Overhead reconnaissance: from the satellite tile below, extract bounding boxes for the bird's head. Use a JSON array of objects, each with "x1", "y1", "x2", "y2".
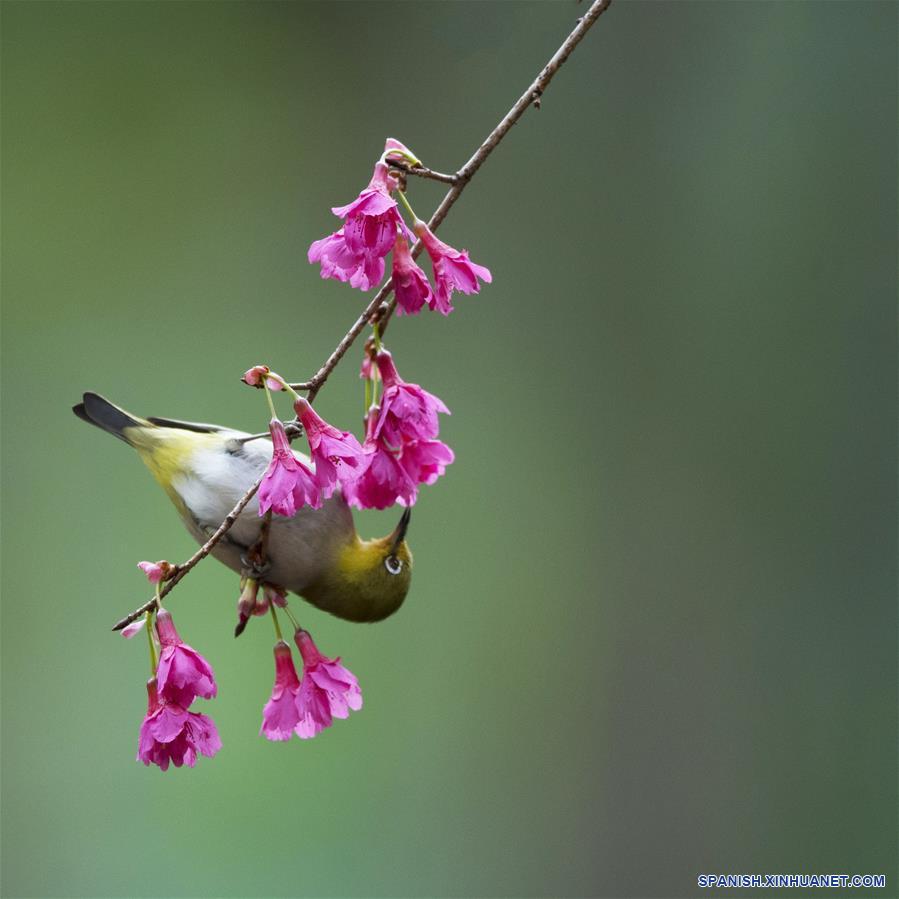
[{"x1": 302, "y1": 507, "x2": 413, "y2": 622}]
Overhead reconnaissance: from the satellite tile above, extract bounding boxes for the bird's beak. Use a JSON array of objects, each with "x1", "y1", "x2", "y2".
[{"x1": 389, "y1": 507, "x2": 411, "y2": 553}]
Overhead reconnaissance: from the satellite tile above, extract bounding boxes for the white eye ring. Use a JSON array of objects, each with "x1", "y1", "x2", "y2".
[{"x1": 385, "y1": 555, "x2": 403, "y2": 575}]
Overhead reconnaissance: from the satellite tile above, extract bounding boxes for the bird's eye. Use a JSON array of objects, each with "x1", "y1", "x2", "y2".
[{"x1": 384, "y1": 555, "x2": 403, "y2": 575}]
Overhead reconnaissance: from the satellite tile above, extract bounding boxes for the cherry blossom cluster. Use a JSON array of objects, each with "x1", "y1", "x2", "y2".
[
  {"x1": 244, "y1": 354, "x2": 452, "y2": 514},
  {"x1": 129, "y1": 563, "x2": 361, "y2": 769},
  {"x1": 346, "y1": 350, "x2": 453, "y2": 510},
  {"x1": 261, "y1": 630, "x2": 362, "y2": 741},
  {"x1": 309, "y1": 138, "x2": 491, "y2": 316},
  {"x1": 126, "y1": 571, "x2": 221, "y2": 771}
]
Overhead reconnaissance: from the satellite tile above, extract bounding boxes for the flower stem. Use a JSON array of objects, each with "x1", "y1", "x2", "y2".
[
  {"x1": 269, "y1": 603, "x2": 283, "y2": 642},
  {"x1": 282, "y1": 603, "x2": 301, "y2": 631},
  {"x1": 265, "y1": 372, "x2": 300, "y2": 402},
  {"x1": 262, "y1": 381, "x2": 278, "y2": 420},
  {"x1": 145, "y1": 610, "x2": 157, "y2": 675},
  {"x1": 396, "y1": 188, "x2": 418, "y2": 224}
]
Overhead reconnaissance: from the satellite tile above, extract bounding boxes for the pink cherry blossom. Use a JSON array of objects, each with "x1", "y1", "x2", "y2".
[
  {"x1": 391, "y1": 235, "x2": 433, "y2": 316},
  {"x1": 258, "y1": 418, "x2": 322, "y2": 518},
  {"x1": 154, "y1": 608, "x2": 217, "y2": 708},
  {"x1": 260, "y1": 641, "x2": 302, "y2": 741},
  {"x1": 331, "y1": 160, "x2": 400, "y2": 221},
  {"x1": 347, "y1": 355, "x2": 454, "y2": 508},
  {"x1": 294, "y1": 629, "x2": 362, "y2": 738},
  {"x1": 293, "y1": 397, "x2": 364, "y2": 498},
  {"x1": 310, "y1": 161, "x2": 407, "y2": 291},
  {"x1": 345, "y1": 442, "x2": 418, "y2": 510},
  {"x1": 137, "y1": 679, "x2": 221, "y2": 771},
  {"x1": 294, "y1": 673, "x2": 333, "y2": 739},
  {"x1": 414, "y1": 220, "x2": 492, "y2": 315},
  {"x1": 138, "y1": 560, "x2": 172, "y2": 584},
  {"x1": 343, "y1": 210, "x2": 400, "y2": 259},
  {"x1": 308, "y1": 228, "x2": 385, "y2": 291},
  {"x1": 342, "y1": 408, "x2": 418, "y2": 510},
  {"x1": 373, "y1": 351, "x2": 450, "y2": 443},
  {"x1": 241, "y1": 365, "x2": 283, "y2": 391},
  {"x1": 400, "y1": 438, "x2": 455, "y2": 486}
]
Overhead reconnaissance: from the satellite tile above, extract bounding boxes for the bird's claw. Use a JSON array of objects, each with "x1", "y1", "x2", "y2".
[{"x1": 240, "y1": 555, "x2": 271, "y2": 581}]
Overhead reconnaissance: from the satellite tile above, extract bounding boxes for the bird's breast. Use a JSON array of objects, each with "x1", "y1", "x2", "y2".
[{"x1": 169, "y1": 439, "x2": 357, "y2": 593}]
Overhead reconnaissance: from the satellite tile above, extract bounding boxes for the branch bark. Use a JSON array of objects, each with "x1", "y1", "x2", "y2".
[{"x1": 111, "y1": 0, "x2": 612, "y2": 630}]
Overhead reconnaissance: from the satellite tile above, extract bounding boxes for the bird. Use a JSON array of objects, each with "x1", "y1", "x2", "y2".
[{"x1": 73, "y1": 392, "x2": 412, "y2": 624}]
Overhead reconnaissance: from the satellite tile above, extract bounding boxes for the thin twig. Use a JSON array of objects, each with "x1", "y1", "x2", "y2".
[
  {"x1": 112, "y1": 0, "x2": 612, "y2": 627},
  {"x1": 111, "y1": 473, "x2": 265, "y2": 630},
  {"x1": 378, "y1": 0, "x2": 612, "y2": 334},
  {"x1": 290, "y1": 0, "x2": 612, "y2": 379},
  {"x1": 386, "y1": 159, "x2": 459, "y2": 185}
]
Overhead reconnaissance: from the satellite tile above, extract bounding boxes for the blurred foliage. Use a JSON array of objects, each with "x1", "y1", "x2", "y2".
[{"x1": 1, "y1": 2, "x2": 896, "y2": 897}]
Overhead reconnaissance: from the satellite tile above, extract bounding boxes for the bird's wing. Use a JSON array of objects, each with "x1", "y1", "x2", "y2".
[{"x1": 146, "y1": 416, "x2": 230, "y2": 433}]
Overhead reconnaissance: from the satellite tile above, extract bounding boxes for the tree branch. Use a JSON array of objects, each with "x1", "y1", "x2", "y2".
[
  {"x1": 385, "y1": 159, "x2": 458, "y2": 185},
  {"x1": 111, "y1": 0, "x2": 612, "y2": 630},
  {"x1": 290, "y1": 0, "x2": 612, "y2": 382}
]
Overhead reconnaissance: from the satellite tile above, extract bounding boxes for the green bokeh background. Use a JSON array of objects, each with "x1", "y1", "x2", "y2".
[{"x1": 2, "y1": 2, "x2": 896, "y2": 897}]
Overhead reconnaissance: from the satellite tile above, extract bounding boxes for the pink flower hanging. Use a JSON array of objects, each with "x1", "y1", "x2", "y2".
[
  {"x1": 414, "y1": 220, "x2": 492, "y2": 315},
  {"x1": 258, "y1": 418, "x2": 322, "y2": 517},
  {"x1": 293, "y1": 397, "x2": 365, "y2": 498},
  {"x1": 293, "y1": 628, "x2": 362, "y2": 738},
  {"x1": 260, "y1": 641, "x2": 302, "y2": 742},
  {"x1": 310, "y1": 160, "x2": 407, "y2": 291},
  {"x1": 343, "y1": 406, "x2": 419, "y2": 510},
  {"x1": 137, "y1": 680, "x2": 222, "y2": 771},
  {"x1": 154, "y1": 608, "x2": 217, "y2": 708},
  {"x1": 391, "y1": 235, "x2": 433, "y2": 316},
  {"x1": 373, "y1": 350, "x2": 450, "y2": 444}
]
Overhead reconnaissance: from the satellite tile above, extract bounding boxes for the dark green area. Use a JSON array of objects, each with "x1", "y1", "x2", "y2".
[{"x1": 2, "y1": 2, "x2": 895, "y2": 897}]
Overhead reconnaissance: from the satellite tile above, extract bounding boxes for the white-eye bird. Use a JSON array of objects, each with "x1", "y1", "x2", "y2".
[{"x1": 73, "y1": 392, "x2": 412, "y2": 623}]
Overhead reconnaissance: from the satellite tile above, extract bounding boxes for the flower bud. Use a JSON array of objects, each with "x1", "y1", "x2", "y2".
[
  {"x1": 241, "y1": 365, "x2": 283, "y2": 391},
  {"x1": 235, "y1": 578, "x2": 259, "y2": 637},
  {"x1": 137, "y1": 560, "x2": 173, "y2": 584}
]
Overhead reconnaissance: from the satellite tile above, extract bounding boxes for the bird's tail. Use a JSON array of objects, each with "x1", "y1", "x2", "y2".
[{"x1": 73, "y1": 392, "x2": 150, "y2": 444}]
